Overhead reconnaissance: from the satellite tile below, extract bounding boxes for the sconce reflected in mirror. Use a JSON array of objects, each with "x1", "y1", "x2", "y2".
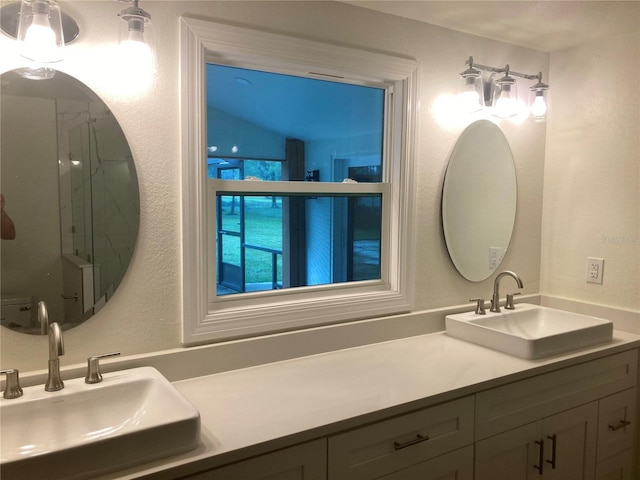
[
  {"x1": 0, "y1": 0, "x2": 79, "y2": 79},
  {"x1": 458, "y1": 56, "x2": 550, "y2": 121}
]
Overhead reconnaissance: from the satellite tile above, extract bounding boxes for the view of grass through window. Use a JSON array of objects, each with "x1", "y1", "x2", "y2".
[{"x1": 207, "y1": 63, "x2": 384, "y2": 296}]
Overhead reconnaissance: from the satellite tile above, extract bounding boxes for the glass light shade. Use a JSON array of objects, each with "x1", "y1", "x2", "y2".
[
  {"x1": 529, "y1": 82, "x2": 549, "y2": 121},
  {"x1": 458, "y1": 67, "x2": 485, "y2": 113},
  {"x1": 492, "y1": 75, "x2": 518, "y2": 118},
  {"x1": 16, "y1": 65, "x2": 56, "y2": 80},
  {"x1": 118, "y1": 6, "x2": 157, "y2": 75},
  {"x1": 16, "y1": 0, "x2": 64, "y2": 63}
]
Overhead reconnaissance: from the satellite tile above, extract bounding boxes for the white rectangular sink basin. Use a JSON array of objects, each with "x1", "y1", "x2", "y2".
[
  {"x1": 446, "y1": 303, "x2": 613, "y2": 359},
  {"x1": 1, "y1": 366, "x2": 200, "y2": 480}
]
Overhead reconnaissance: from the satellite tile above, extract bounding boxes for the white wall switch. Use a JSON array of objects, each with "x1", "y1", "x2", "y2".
[{"x1": 587, "y1": 257, "x2": 604, "y2": 284}]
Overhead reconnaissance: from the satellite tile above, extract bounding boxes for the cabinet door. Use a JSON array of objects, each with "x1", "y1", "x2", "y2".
[
  {"x1": 475, "y1": 421, "x2": 543, "y2": 480},
  {"x1": 597, "y1": 388, "x2": 637, "y2": 462},
  {"x1": 185, "y1": 440, "x2": 326, "y2": 480},
  {"x1": 476, "y1": 402, "x2": 598, "y2": 480},
  {"x1": 542, "y1": 402, "x2": 598, "y2": 480},
  {"x1": 376, "y1": 446, "x2": 473, "y2": 480},
  {"x1": 595, "y1": 449, "x2": 635, "y2": 480}
]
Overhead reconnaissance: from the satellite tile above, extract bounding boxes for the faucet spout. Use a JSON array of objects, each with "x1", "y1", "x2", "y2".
[
  {"x1": 45, "y1": 321, "x2": 64, "y2": 391},
  {"x1": 490, "y1": 271, "x2": 524, "y2": 313}
]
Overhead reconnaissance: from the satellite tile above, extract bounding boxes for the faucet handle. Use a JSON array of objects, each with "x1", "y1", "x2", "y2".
[
  {"x1": 1, "y1": 369, "x2": 24, "y2": 399},
  {"x1": 505, "y1": 292, "x2": 522, "y2": 310},
  {"x1": 85, "y1": 352, "x2": 121, "y2": 384},
  {"x1": 469, "y1": 298, "x2": 487, "y2": 315}
]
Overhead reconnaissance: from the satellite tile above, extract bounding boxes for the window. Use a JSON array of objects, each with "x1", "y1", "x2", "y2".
[
  {"x1": 180, "y1": 17, "x2": 418, "y2": 344},
  {"x1": 207, "y1": 64, "x2": 385, "y2": 295}
]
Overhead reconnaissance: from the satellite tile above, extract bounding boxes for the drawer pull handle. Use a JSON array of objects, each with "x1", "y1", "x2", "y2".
[
  {"x1": 546, "y1": 434, "x2": 557, "y2": 469},
  {"x1": 534, "y1": 439, "x2": 544, "y2": 475},
  {"x1": 393, "y1": 434, "x2": 430, "y2": 450},
  {"x1": 608, "y1": 420, "x2": 631, "y2": 431}
]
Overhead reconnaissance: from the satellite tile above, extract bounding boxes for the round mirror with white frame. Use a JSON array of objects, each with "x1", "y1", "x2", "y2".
[
  {"x1": 442, "y1": 120, "x2": 516, "y2": 282},
  {"x1": 1, "y1": 69, "x2": 139, "y2": 334}
]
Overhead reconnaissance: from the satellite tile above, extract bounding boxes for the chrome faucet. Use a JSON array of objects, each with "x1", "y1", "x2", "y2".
[
  {"x1": 490, "y1": 271, "x2": 524, "y2": 313},
  {"x1": 45, "y1": 322, "x2": 65, "y2": 391},
  {"x1": 38, "y1": 300, "x2": 49, "y2": 334}
]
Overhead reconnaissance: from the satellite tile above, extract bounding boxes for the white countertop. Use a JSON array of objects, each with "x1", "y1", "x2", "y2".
[{"x1": 98, "y1": 329, "x2": 640, "y2": 479}]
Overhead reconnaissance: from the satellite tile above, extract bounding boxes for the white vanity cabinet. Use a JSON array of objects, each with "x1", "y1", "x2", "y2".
[
  {"x1": 475, "y1": 402, "x2": 598, "y2": 479},
  {"x1": 475, "y1": 350, "x2": 638, "y2": 480},
  {"x1": 183, "y1": 440, "x2": 327, "y2": 480},
  {"x1": 171, "y1": 348, "x2": 639, "y2": 480}
]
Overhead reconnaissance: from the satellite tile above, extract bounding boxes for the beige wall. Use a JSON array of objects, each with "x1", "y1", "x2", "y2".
[
  {"x1": 542, "y1": 31, "x2": 640, "y2": 311},
  {"x1": 2, "y1": 0, "x2": 632, "y2": 373}
]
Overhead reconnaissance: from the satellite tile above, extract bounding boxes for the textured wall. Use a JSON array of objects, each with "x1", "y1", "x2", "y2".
[
  {"x1": 1, "y1": 1, "x2": 547, "y2": 372},
  {"x1": 541, "y1": 31, "x2": 640, "y2": 311}
]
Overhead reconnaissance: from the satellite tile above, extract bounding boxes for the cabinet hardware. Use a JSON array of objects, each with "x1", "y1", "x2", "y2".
[
  {"x1": 534, "y1": 439, "x2": 544, "y2": 475},
  {"x1": 393, "y1": 434, "x2": 430, "y2": 450},
  {"x1": 608, "y1": 419, "x2": 631, "y2": 431},
  {"x1": 546, "y1": 434, "x2": 557, "y2": 469},
  {"x1": 61, "y1": 293, "x2": 79, "y2": 301}
]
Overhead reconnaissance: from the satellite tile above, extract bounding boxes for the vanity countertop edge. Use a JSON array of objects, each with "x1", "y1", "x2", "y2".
[{"x1": 95, "y1": 329, "x2": 640, "y2": 480}]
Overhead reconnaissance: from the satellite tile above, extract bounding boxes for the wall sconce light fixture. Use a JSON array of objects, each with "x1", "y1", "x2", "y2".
[
  {"x1": 459, "y1": 57, "x2": 550, "y2": 121},
  {"x1": 458, "y1": 63, "x2": 485, "y2": 113},
  {"x1": 0, "y1": 0, "x2": 79, "y2": 79},
  {"x1": 117, "y1": 0, "x2": 156, "y2": 74}
]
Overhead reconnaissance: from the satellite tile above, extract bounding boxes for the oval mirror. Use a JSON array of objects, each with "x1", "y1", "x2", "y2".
[
  {"x1": 442, "y1": 120, "x2": 516, "y2": 282},
  {"x1": 1, "y1": 69, "x2": 139, "y2": 334}
]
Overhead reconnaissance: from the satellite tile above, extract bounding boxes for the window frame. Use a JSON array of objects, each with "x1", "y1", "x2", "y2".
[{"x1": 180, "y1": 17, "x2": 419, "y2": 345}]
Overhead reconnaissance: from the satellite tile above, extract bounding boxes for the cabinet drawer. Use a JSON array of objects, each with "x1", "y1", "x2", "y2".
[
  {"x1": 328, "y1": 396, "x2": 474, "y2": 480},
  {"x1": 476, "y1": 349, "x2": 638, "y2": 439},
  {"x1": 184, "y1": 440, "x2": 327, "y2": 480},
  {"x1": 377, "y1": 445, "x2": 473, "y2": 480},
  {"x1": 597, "y1": 387, "x2": 637, "y2": 462}
]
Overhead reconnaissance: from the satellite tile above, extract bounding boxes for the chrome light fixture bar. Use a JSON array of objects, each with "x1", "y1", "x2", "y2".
[{"x1": 459, "y1": 56, "x2": 550, "y2": 120}]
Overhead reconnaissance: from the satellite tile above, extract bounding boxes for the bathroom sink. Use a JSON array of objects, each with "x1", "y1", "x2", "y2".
[
  {"x1": 446, "y1": 303, "x2": 613, "y2": 359},
  {"x1": 0, "y1": 366, "x2": 200, "y2": 480}
]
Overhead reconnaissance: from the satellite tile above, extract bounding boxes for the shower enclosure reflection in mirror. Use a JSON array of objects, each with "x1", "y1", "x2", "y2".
[{"x1": 0, "y1": 69, "x2": 140, "y2": 334}]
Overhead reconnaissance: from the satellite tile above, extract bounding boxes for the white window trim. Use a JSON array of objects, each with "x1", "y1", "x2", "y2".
[{"x1": 180, "y1": 17, "x2": 419, "y2": 345}]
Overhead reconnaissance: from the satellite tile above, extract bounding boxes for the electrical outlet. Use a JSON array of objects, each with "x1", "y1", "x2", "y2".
[
  {"x1": 489, "y1": 247, "x2": 504, "y2": 269},
  {"x1": 587, "y1": 257, "x2": 604, "y2": 284}
]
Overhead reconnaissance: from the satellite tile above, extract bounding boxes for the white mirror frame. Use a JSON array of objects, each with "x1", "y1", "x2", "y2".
[{"x1": 179, "y1": 17, "x2": 419, "y2": 345}]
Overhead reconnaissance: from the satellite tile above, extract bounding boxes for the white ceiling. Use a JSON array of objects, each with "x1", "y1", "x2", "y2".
[{"x1": 342, "y1": 1, "x2": 640, "y2": 52}]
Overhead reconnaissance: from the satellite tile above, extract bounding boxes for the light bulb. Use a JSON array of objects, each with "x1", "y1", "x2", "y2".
[
  {"x1": 25, "y1": 11, "x2": 55, "y2": 46},
  {"x1": 18, "y1": 0, "x2": 64, "y2": 63},
  {"x1": 458, "y1": 90, "x2": 482, "y2": 113},
  {"x1": 121, "y1": 34, "x2": 153, "y2": 71},
  {"x1": 494, "y1": 96, "x2": 517, "y2": 118},
  {"x1": 493, "y1": 84, "x2": 518, "y2": 118},
  {"x1": 530, "y1": 95, "x2": 547, "y2": 118},
  {"x1": 458, "y1": 65, "x2": 484, "y2": 113}
]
